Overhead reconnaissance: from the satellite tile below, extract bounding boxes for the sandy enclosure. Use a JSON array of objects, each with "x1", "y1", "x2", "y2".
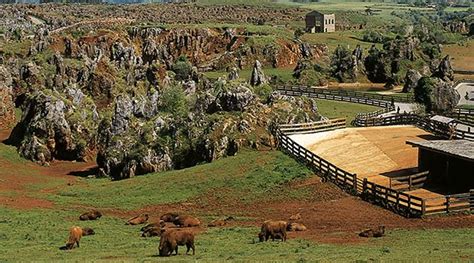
[{"x1": 290, "y1": 125, "x2": 434, "y2": 185}]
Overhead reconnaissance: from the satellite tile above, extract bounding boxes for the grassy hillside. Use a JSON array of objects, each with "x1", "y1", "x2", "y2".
[
  {"x1": 1, "y1": 201, "x2": 473, "y2": 261},
  {"x1": 48, "y1": 150, "x2": 313, "y2": 210}
]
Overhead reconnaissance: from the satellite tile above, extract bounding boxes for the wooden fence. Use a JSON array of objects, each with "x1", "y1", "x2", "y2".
[
  {"x1": 278, "y1": 118, "x2": 346, "y2": 135},
  {"x1": 276, "y1": 86, "x2": 407, "y2": 107},
  {"x1": 389, "y1": 171, "x2": 429, "y2": 191},
  {"x1": 353, "y1": 113, "x2": 474, "y2": 141},
  {"x1": 445, "y1": 108, "x2": 474, "y2": 127},
  {"x1": 277, "y1": 121, "x2": 473, "y2": 217},
  {"x1": 423, "y1": 191, "x2": 474, "y2": 215}
]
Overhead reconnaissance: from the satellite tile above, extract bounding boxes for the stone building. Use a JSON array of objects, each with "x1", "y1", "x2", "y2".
[{"x1": 305, "y1": 11, "x2": 335, "y2": 33}]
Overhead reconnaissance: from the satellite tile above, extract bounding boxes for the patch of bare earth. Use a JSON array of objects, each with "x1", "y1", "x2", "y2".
[{"x1": 0, "y1": 129, "x2": 95, "y2": 210}]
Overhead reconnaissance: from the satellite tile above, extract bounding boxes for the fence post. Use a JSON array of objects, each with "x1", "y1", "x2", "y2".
[
  {"x1": 446, "y1": 196, "x2": 450, "y2": 213},
  {"x1": 421, "y1": 199, "x2": 426, "y2": 217},
  {"x1": 363, "y1": 178, "x2": 367, "y2": 194},
  {"x1": 353, "y1": 174, "x2": 357, "y2": 193},
  {"x1": 409, "y1": 175, "x2": 412, "y2": 191},
  {"x1": 470, "y1": 189, "x2": 474, "y2": 212}
]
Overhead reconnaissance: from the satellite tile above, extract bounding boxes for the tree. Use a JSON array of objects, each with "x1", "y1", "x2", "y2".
[
  {"x1": 330, "y1": 45, "x2": 355, "y2": 82},
  {"x1": 364, "y1": 45, "x2": 390, "y2": 83},
  {"x1": 172, "y1": 56, "x2": 192, "y2": 81},
  {"x1": 160, "y1": 85, "x2": 188, "y2": 118}
]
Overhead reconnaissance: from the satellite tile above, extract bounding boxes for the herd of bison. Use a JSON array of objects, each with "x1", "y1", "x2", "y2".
[{"x1": 62, "y1": 210, "x2": 385, "y2": 256}]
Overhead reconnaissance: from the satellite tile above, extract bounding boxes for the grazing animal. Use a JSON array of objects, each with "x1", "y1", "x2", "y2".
[
  {"x1": 258, "y1": 220, "x2": 288, "y2": 242},
  {"x1": 141, "y1": 221, "x2": 166, "y2": 232},
  {"x1": 160, "y1": 213, "x2": 180, "y2": 223},
  {"x1": 287, "y1": 222, "x2": 307, "y2": 231},
  {"x1": 359, "y1": 226, "x2": 385, "y2": 238},
  {"x1": 158, "y1": 229, "x2": 195, "y2": 256},
  {"x1": 62, "y1": 226, "x2": 83, "y2": 250},
  {"x1": 82, "y1": 227, "x2": 95, "y2": 236},
  {"x1": 126, "y1": 214, "x2": 149, "y2": 225},
  {"x1": 289, "y1": 213, "x2": 301, "y2": 221},
  {"x1": 173, "y1": 215, "x2": 201, "y2": 227},
  {"x1": 207, "y1": 216, "x2": 234, "y2": 227},
  {"x1": 79, "y1": 210, "x2": 102, "y2": 221},
  {"x1": 142, "y1": 227, "x2": 161, "y2": 237}
]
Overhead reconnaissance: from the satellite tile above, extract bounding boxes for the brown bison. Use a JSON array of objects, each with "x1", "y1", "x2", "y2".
[
  {"x1": 142, "y1": 227, "x2": 161, "y2": 237},
  {"x1": 79, "y1": 210, "x2": 102, "y2": 221},
  {"x1": 173, "y1": 215, "x2": 200, "y2": 227},
  {"x1": 359, "y1": 226, "x2": 385, "y2": 238},
  {"x1": 126, "y1": 214, "x2": 149, "y2": 225},
  {"x1": 258, "y1": 220, "x2": 288, "y2": 242},
  {"x1": 141, "y1": 221, "x2": 166, "y2": 232},
  {"x1": 160, "y1": 212, "x2": 180, "y2": 223},
  {"x1": 158, "y1": 229, "x2": 195, "y2": 256},
  {"x1": 289, "y1": 213, "x2": 301, "y2": 221},
  {"x1": 207, "y1": 216, "x2": 234, "y2": 227},
  {"x1": 287, "y1": 222, "x2": 307, "y2": 231},
  {"x1": 60, "y1": 226, "x2": 95, "y2": 250}
]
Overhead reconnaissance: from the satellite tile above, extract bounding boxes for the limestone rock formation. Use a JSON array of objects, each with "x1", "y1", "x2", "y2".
[
  {"x1": 9, "y1": 91, "x2": 99, "y2": 164},
  {"x1": 432, "y1": 55, "x2": 454, "y2": 82},
  {"x1": 0, "y1": 66, "x2": 15, "y2": 128},
  {"x1": 402, "y1": 69, "x2": 422, "y2": 93},
  {"x1": 414, "y1": 77, "x2": 460, "y2": 114},
  {"x1": 250, "y1": 60, "x2": 267, "y2": 86}
]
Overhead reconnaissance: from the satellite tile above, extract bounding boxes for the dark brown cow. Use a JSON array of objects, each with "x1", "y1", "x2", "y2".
[
  {"x1": 158, "y1": 229, "x2": 195, "y2": 256},
  {"x1": 258, "y1": 220, "x2": 287, "y2": 242},
  {"x1": 359, "y1": 226, "x2": 385, "y2": 238},
  {"x1": 173, "y1": 215, "x2": 200, "y2": 227},
  {"x1": 207, "y1": 216, "x2": 234, "y2": 227},
  {"x1": 126, "y1": 214, "x2": 149, "y2": 225},
  {"x1": 142, "y1": 227, "x2": 161, "y2": 237},
  {"x1": 160, "y1": 213, "x2": 180, "y2": 223},
  {"x1": 79, "y1": 210, "x2": 102, "y2": 221}
]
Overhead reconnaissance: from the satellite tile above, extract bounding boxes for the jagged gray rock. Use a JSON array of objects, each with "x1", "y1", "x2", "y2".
[
  {"x1": 432, "y1": 55, "x2": 454, "y2": 82},
  {"x1": 249, "y1": 60, "x2": 267, "y2": 86},
  {"x1": 402, "y1": 69, "x2": 422, "y2": 93}
]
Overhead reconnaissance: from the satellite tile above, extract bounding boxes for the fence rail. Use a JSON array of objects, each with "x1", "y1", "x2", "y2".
[
  {"x1": 276, "y1": 86, "x2": 411, "y2": 107},
  {"x1": 277, "y1": 121, "x2": 473, "y2": 217},
  {"x1": 353, "y1": 113, "x2": 474, "y2": 141},
  {"x1": 445, "y1": 109, "x2": 474, "y2": 127},
  {"x1": 279, "y1": 118, "x2": 346, "y2": 135},
  {"x1": 389, "y1": 171, "x2": 429, "y2": 191}
]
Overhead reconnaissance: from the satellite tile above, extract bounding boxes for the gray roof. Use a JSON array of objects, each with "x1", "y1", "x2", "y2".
[
  {"x1": 431, "y1": 115, "x2": 455, "y2": 124},
  {"x1": 406, "y1": 140, "x2": 474, "y2": 161}
]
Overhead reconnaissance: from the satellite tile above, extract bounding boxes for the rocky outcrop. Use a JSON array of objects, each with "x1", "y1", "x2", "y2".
[
  {"x1": 96, "y1": 82, "x2": 320, "y2": 180},
  {"x1": 402, "y1": 69, "x2": 422, "y2": 93},
  {"x1": 212, "y1": 84, "x2": 256, "y2": 112},
  {"x1": 414, "y1": 77, "x2": 460, "y2": 114},
  {"x1": 428, "y1": 79, "x2": 459, "y2": 113},
  {"x1": 0, "y1": 66, "x2": 15, "y2": 129},
  {"x1": 9, "y1": 91, "x2": 99, "y2": 164},
  {"x1": 432, "y1": 55, "x2": 454, "y2": 82},
  {"x1": 250, "y1": 60, "x2": 267, "y2": 86}
]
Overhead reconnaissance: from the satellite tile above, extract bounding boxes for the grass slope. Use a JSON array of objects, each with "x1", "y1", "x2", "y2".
[
  {"x1": 48, "y1": 150, "x2": 312, "y2": 210},
  {"x1": 0, "y1": 208, "x2": 473, "y2": 262}
]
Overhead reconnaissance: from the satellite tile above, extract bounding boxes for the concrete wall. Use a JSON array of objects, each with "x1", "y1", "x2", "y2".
[{"x1": 306, "y1": 12, "x2": 335, "y2": 33}]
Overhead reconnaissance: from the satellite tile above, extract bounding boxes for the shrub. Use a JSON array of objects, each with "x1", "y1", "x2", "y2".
[{"x1": 160, "y1": 85, "x2": 188, "y2": 118}]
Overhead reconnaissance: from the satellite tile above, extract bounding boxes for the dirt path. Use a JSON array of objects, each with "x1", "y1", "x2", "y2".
[{"x1": 0, "y1": 129, "x2": 95, "y2": 209}]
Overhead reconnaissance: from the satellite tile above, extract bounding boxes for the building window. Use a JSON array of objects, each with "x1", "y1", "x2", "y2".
[{"x1": 332, "y1": 19, "x2": 335, "y2": 24}]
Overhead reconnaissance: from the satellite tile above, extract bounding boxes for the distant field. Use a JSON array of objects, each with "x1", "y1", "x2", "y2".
[
  {"x1": 444, "y1": 39, "x2": 474, "y2": 71},
  {"x1": 314, "y1": 99, "x2": 380, "y2": 125}
]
